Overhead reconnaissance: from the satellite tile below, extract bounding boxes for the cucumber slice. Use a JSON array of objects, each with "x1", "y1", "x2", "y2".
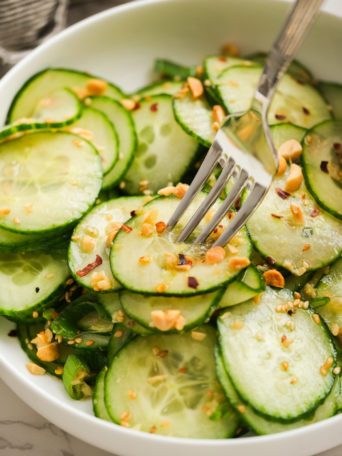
[
  {"x1": 270, "y1": 123, "x2": 306, "y2": 150},
  {"x1": 93, "y1": 368, "x2": 112, "y2": 421},
  {"x1": 66, "y1": 106, "x2": 119, "y2": 176},
  {"x1": 0, "y1": 131, "x2": 102, "y2": 234},
  {"x1": 215, "y1": 347, "x2": 338, "y2": 435},
  {"x1": 7, "y1": 68, "x2": 123, "y2": 124},
  {"x1": 154, "y1": 59, "x2": 197, "y2": 80},
  {"x1": 17, "y1": 322, "x2": 73, "y2": 377},
  {"x1": 217, "y1": 265, "x2": 265, "y2": 309},
  {"x1": 108, "y1": 324, "x2": 135, "y2": 363},
  {"x1": 0, "y1": 226, "x2": 70, "y2": 253},
  {"x1": 111, "y1": 195, "x2": 251, "y2": 296},
  {"x1": 119, "y1": 289, "x2": 222, "y2": 332},
  {"x1": 247, "y1": 165, "x2": 342, "y2": 275},
  {"x1": 302, "y1": 120, "x2": 342, "y2": 220},
  {"x1": 104, "y1": 325, "x2": 239, "y2": 438},
  {"x1": 63, "y1": 354, "x2": 92, "y2": 400},
  {"x1": 248, "y1": 52, "x2": 315, "y2": 85},
  {"x1": 173, "y1": 93, "x2": 217, "y2": 147},
  {"x1": 123, "y1": 94, "x2": 199, "y2": 194},
  {"x1": 314, "y1": 258, "x2": 342, "y2": 334},
  {"x1": 217, "y1": 66, "x2": 331, "y2": 128},
  {"x1": 319, "y1": 82, "x2": 342, "y2": 120},
  {"x1": 0, "y1": 252, "x2": 69, "y2": 321},
  {"x1": 86, "y1": 96, "x2": 137, "y2": 189},
  {"x1": 135, "y1": 80, "x2": 183, "y2": 98},
  {"x1": 204, "y1": 56, "x2": 252, "y2": 85},
  {"x1": 68, "y1": 196, "x2": 146, "y2": 293},
  {"x1": 218, "y1": 287, "x2": 336, "y2": 422},
  {"x1": 98, "y1": 292, "x2": 153, "y2": 336}
]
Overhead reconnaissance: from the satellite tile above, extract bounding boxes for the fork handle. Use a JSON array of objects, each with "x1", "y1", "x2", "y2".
[{"x1": 256, "y1": 0, "x2": 323, "y2": 101}]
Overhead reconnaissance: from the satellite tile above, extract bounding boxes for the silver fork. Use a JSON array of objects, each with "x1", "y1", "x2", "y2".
[{"x1": 167, "y1": 0, "x2": 323, "y2": 247}]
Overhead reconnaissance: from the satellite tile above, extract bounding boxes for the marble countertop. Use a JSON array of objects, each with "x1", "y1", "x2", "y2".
[{"x1": 1, "y1": 1, "x2": 342, "y2": 455}]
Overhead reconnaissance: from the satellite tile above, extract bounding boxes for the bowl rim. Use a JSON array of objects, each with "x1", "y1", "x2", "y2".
[{"x1": 0, "y1": 0, "x2": 342, "y2": 454}]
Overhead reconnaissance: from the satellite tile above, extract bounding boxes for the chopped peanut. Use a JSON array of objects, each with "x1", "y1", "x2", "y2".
[
  {"x1": 156, "y1": 283, "x2": 166, "y2": 293},
  {"x1": 285, "y1": 163, "x2": 303, "y2": 192},
  {"x1": 36, "y1": 342, "x2": 59, "y2": 362},
  {"x1": 26, "y1": 362, "x2": 46, "y2": 376},
  {"x1": 173, "y1": 183, "x2": 189, "y2": 199},
  {"x1": 141, "y1": 223, "x2": 154, "y2": 237},
  {"x1": 263, "y1": 269, "x2": 285, "y2": 288},
  {"x1": 86, "y1": 78, "x2": 108, "y2": 95},
  {"x1": 143, "y1": 210, "x2": 158, "y2": 224},
  {"x1": 90, "y1": 270, "x2": 112, "y2": 291},
  {"x1": 206, "y1": 246, "x2": 226, "y2": 264},
  {"x1": 277, "y1": 154, "x2": 287, "y2": 176},
  {"x1": 278, "y1": 139, "x2": 302, "y2": 161},
  {"x1": 139, "y1": 255, "x2": 152, "y2": 265},
  {"x1": 212, "y1": 105, "x2": 225, "y2": 125},
  {"x1": 151, "y1": 309, "x2": 184, "y2": 331},
  {"x1": 187, "y1": 77, "x2": 204, "y2": 98},
  {"x1": 281, "y1": 361, "x2": 289, "y2": 371},
  {"x1": 228, "y1": 257, "x2": 250, "y2": 271},
  {"x1": 290, "y1": 203, "x2": 304, "y2": 225},
  {"x1": 164, "y1": 253, "x2": 178, "y2": 269},
  {"x1": 120, "y1": 98, "x2": 136, "y2": 110},
  {"x1": 155, "y1": 221, "x2": 166, "y2": 233},
  {"x1": 227, "y1": 244, "x2": 239, "y2": 255},
  {"x1": 81, "y1": 235, "x2": 95, "y2": 253},
  {"x1": 85, "y1": 225, "x2": 99, "y2": 237},
  {"x1": 221, "y1": 42, "x2": 240, "y2": 57}
]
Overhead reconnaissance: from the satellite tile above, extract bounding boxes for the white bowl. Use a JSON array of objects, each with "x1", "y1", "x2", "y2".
[{"x1": 0, "y1": 1, "x2": 342, "y2": 455}]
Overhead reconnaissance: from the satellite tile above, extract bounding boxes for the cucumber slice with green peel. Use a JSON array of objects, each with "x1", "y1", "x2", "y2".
[
  {"x1": 65, "y1": 106, "x2": 119, "y2": 176},
  {"x1": 135, "y1": 80, "x2": 183, "y2": 98},
  {"x1": 85, "y1": 96, "x2": 137, "y2": 190},
  {"x1": 0, "y1": 252, "x2": 69, "y2": 321},
  {"x1": 285, "y1": 271, "x2": 314, "y2": 292},
  {"x1": 110, "y1": 195, "x2": 252, "y2": 296},
  {"x1": 318, "y1": 82, "x2": 342, "y2": 120},
  {"x1": 104, "y1": 325, "x2": 239, "y2": 438},
  {"x1": 63, "y1": 354, "x2": 92, "y2": 400},
  {"x1": 68, "y1": 196, "x2": 146, "y2": 292},
  {"x1": 7, "y1": 68, "x2": 124, "y2": 124},
  {"x1": 93, "y1": 369, "x2": 112, "y2": 421},
  {"x1": 217, "y1": 66, "x2": 331, "y2": 128},
  {"x1": 173, "y1": 93, "x2": 217, "y2": 147},
  {"x1": 108, "y1": 324, "x2": 135, "y2": 363},
  {"x1": 215, "y1": 347, "x2": 339, "y2": 435},
  {"x1": 154, "y1": 59, "x2": 197, "y2": 80},
  {"x1": 302, "y1": 120, "x2": 342, "y2": 220},
  {"x1": 0, "y1": 226, "x2": 71, "y2": 253},
  {"x1": 218, "y1": 287, "x2": 336, "y2": 422},
  {"x1": 17, "y1": 322, "x2": 73, "y2": 377},
  {"x1": 270, "y1": 123, "x2": 306, "y2": 150},
  {"x1": 314, "y1": 258, "x2": 342, "y2": 335},
  {"x1": 123, "y1": 94, "x2": 199, "y2": 194},
  {"x1": 204, "y1": 56, "x2": 252, "y2": 85},
  {"x1": 0, "y1": 131, "x2": 102, "y2": 234},
  {"x1": 248, "y1": 52, "x2": 315, "y2": 85},
  {"x1": 247, "y1": 165, "x2": 342, "y2": 275},
  {"x1": 119, "y1": 289, "x2": 222, "y2": 333},
  {"x1": 217, "y1": 265, "x2": 265, "y2": 309},
  {"x1": 98, "y1": 292, "x2": 153, "y2": 336}
]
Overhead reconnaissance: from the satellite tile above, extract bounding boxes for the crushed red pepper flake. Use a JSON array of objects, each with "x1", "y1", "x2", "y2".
[
  {"x1": 187, "y1": 276, "x2": 199, "y2": 289},
  {"x1": 271, "y1": 213, "x2": 283, "y2": 219},
  {"x1": 150, "y1": 103, "x2": 158, "y2": 112},
  {"x1": 310, "y1": 209, "x2": 320, "y2": 217},
  {"x1": 275, "y1": 113, "x2": 286, "y2": 121},
  {"x1": 8, "y1": 329, "x2": 17, "y2": 337},
  {"x1": 121, "y1": 224, "x2": 133, "y2": 232},
  {"x1": 333, "y1": 142, "x2": 341, "y2": 151},
  {"x1": 76, "y1": 254, "x2": 103, "y2": 277},
  {"x1": 266, "y1": 256, "x2": 276, "y2": 265},
  {"x1": 133, "y1": 102, "x2": 141, "y2": 111},
  {"x1": 218, "y1": 56, "x2": 227, "y2": 62},
  {"x1": 302, "y1": 107, "x2": 310, "y2": 115},
  {"x1": 234, "y1": 196, "x2": 241, "y2": 210},
  {"x1": 320, "y1": 161, "x2": 329, "y2": 173},
  {"x1": 275, "y1": 188, "x2": 290, "y2": 199}
]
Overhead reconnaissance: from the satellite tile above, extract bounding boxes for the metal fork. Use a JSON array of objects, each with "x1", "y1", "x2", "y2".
[{"x1": 167, "y1": 0, "x2": 323, "y2": 247}]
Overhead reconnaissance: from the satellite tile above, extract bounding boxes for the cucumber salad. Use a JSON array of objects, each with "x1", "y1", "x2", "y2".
[{"x1": 1, "y1": 47, "x2": 342, "y2": 439}]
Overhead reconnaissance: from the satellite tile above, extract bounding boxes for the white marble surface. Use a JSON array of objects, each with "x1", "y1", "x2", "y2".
[{"x1": 1, "y1": 1, "x2": 342, "y2": 455}]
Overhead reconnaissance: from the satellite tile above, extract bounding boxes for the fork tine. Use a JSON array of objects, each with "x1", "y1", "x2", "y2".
[
  {"x1": 177, "y1": 157, "x2": 235, "y2": 242},
  {"x1": 213, "y1": 182, "x2": 267, "y2": 247},
  {"x1": 194, "y1": 169, "x2": 249, "y2": 244},
  {"x1": 167, "y1": 139, "x2": 223, "y2": 230}
]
